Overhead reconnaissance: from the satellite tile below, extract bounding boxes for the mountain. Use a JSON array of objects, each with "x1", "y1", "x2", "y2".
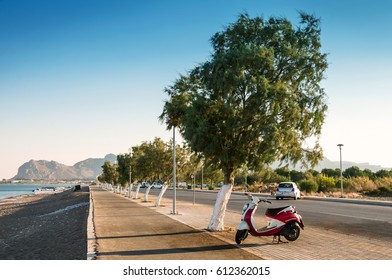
[
  {"x1": 313, "y1": 158, "x2": 389, "y2": 172},
  {"x1": 271, "y1": 157, "x2": 390, "y2": 172},
  {"x1": 12, "y1": 154, "x2": 117, "y2": 180}
]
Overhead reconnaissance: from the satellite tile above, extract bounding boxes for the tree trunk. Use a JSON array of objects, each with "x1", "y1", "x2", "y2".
[
  {"x1": 144, "y1": 185, "x2": 153, "y2": 202},
  {"x1": 134, "y1": 184, "x2": 141, "y2": 199},
  {"x1": 129, "y1": 184, "x2": 134, "y2": 198},
  {"x1": 155, "y1": 184, "x2": 169, "y2": 207},
  {"x1": 207, "y1": 168, "x2": 234, "y2": 231}
]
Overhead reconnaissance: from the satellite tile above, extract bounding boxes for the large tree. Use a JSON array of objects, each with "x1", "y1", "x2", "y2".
[{"x1": 160, "y1": 12, "x2": 328, "y2": 231}]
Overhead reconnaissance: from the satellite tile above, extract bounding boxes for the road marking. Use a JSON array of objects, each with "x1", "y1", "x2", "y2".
[{"x1": 318, "y1": 211, "x2": 392, "y2": 223}]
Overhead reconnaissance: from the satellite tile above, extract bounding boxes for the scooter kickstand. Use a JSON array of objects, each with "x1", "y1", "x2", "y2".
[{"x1": 272, "y1": 235, "x2": 286, "y2": 244}]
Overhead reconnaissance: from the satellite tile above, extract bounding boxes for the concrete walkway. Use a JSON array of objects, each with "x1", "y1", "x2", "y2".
[
  {"x1": 88, "y1": 186, "x2": 261, "y2": 260},
  {"x1": 89, "y1": 186, "x2": 392, "y2": 260}
]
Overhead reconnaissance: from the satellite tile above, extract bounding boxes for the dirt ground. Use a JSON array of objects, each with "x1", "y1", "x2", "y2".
[{"x1": 0, "y1": 186, "x2": 90, "y2": 260}]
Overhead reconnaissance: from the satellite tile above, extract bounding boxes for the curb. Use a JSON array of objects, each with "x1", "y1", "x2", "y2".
[
  {"x1": 302, "y1": 195, "x2": 392, "y2": 207},
  {"x1": 86, "y1": 186, "x2": 97, "y2": 260}
]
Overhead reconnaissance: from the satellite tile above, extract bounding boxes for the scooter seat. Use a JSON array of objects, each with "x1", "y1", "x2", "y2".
[{"x1": 265, "y1": 206, "x2": 290, "y2": 216}]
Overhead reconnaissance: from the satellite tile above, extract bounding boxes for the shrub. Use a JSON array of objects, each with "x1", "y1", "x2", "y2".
[
  {"x1": 365, "y1": 186, "x2": 392, "y2": 196},
  {"x1": 246, "y1": 184, "x2": 258, "y2": 193},
  {"x1": 316, "y1": 174, "x2": 338, "y2": 192},
  {"x1": 374, "y1": 177, "x2": 392, "y2": 189},
  {"x1": 298, "y1": 179, "x2": 318, "y2": 193},
  {"x1": 345, "y1": 177, "x2": 377, "y2": 192}
]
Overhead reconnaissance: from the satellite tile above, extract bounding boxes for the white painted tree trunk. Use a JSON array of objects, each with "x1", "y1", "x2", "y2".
[
  {"x1": 144, "y1": 185, "x2": 153, "y2": 202},
  {"x1": 155, "y1": 184, "x2": 169, "y2": 207},
  {"x1": 208, "y1": 184, "x2": 233, "y2": 231},
  {"x1": 129, "y1": 184, "x2": 134, "y2": 198},
  {"x1": 134, "y1": 184, "x2": 141, "y2": 199}
]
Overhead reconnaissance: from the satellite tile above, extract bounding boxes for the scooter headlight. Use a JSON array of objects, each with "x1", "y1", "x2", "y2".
[{"x1": 242, "y1": 203, "x2": 249, "y2": 214}]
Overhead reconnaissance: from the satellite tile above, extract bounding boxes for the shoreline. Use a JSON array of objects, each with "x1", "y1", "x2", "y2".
[
  {"x1": 0, "y1": 183, "x2": 75, "y2": 201},
  {"x1": 0, "y1": 186, "x2": 90, "y2": 260}
]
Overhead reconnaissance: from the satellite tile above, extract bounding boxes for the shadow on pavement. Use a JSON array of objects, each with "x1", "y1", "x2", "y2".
[
  {"x1": 96, "y1": 230, "x2": 204, "y2": 240},
  {"x1": 96, "y1": 243, "x2": 265, "y2": 257}
]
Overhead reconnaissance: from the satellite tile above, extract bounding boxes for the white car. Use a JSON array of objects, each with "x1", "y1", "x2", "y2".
[
  {"x1": 275, "y1": 182, "x2": 301, "y2": 200},
  {"x1": 140, "y1": 182, "x2": 150, "y2": 188},
  {"x1": 151, "y1": 183, "x2": 163, "y2": 189}
]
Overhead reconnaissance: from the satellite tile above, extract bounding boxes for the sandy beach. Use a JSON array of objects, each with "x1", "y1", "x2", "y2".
[{"x1": 0, "y1": 186, "x2": 89, "y2": 260}]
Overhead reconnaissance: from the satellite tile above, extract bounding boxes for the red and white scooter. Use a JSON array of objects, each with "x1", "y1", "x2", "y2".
[{"x1": 235, "y1": 193, "x2": 304, "y2": 244}]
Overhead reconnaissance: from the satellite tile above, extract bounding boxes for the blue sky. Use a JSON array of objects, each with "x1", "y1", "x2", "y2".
[{"x1": 1, "y1": 0, "x2": 391, "y2": 178}]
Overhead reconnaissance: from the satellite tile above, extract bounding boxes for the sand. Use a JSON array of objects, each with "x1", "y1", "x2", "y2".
[{"x1": 0, "y1": 186, "x2": 90, "y2": 260}]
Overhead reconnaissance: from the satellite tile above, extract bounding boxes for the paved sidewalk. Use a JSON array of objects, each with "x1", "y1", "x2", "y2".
[{"x1": 88, "y1": 186, "x2": 261, "y2": 260}]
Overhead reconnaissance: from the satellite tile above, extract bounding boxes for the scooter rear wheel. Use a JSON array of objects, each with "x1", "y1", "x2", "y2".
[
  {"x1": 283, "y1": 222, "x2": 301, "y2": 241},
  {"x1": 235, "y1": 229, "x2": 249, "y2": 244}
]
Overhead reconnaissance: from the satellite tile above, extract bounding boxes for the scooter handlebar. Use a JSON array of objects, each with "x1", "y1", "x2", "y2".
[
  {"x1": 258, "y1": 198, "x2": 272, "y2": 204},
  {"x1": 245, "y1": 194, "x2": 272, "y2": 204}
]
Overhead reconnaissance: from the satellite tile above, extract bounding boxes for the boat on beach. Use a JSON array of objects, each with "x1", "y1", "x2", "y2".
[
  {"x1": 32, "y1": 186, "x2": 56, "y2": 194},
  {"x1": 32, "y1": 186, "x2": 70, "y2": 194}
]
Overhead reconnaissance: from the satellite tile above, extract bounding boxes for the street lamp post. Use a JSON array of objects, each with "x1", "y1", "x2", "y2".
[
  {"x1": 201, "y1": 165, "x2": 204, "y2": 190},
  {"x1": 192, "y1": 173, "x2": 196, "y2": 205},
  {"x1": 128, "y1": 150, "x2": 132, "y2": 198},
  {"x1": 172, "y1": 126, "x2": 177, "y2": 214},
  {"x1": 337, "y1": 144, "x2": 344, "y2": 198},
  {"x1": 129, "y1": 169, "x2": 132, "y2": 198}
]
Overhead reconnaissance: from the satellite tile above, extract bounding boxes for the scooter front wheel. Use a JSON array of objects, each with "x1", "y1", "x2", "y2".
[
  {"x1": 283, "y1": 222, "x2": 301, "y2": 241},
  {"x1": 235, "y1": 229, "x2": 249, "y2": 244}
]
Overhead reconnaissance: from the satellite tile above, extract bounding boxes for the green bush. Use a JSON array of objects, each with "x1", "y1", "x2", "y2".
[
  {"x1": 316, "y1": 174, "x2": 338, "y2": 192},
  {"x1": 298, "y1": 179, "x2": 318, "y2": 193},
  {"x1": 365, "y1": 186, "x2": 392, "y2": 196}
]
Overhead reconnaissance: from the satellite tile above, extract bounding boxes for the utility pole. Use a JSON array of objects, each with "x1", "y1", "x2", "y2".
[
  {"x1": 172, "y1": 126, "x2": 177, "y2": 214},
  {"x1": 337, "y1": 144, "x2": 344, "y2": 198}
]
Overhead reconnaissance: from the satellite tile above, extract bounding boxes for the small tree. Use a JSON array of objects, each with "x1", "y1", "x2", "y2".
[
  {"x1": 99, "y1": 161, "x2": 119, "y2": 186},
  {"x1": 343, "y1": 166, "x2": 364, "y2": 178},
  {"x1": 321, "y1": 168, "x2": 341, "y2": 178},
  {"x1": 275, "y1": 167, "x2": 291, "y2": 180},
  {"x1": 131, "y1": 138, "x2": 172, "y2": 182},
  {"x1": 117, "y1": 153, "x2": 132, "y2": 187},
  {"x1": 375, "y1": 169, "x2": 392, "y2": 178},
  {"x1": 290, "y1": 170, "x2": 306, "y2": 182}
]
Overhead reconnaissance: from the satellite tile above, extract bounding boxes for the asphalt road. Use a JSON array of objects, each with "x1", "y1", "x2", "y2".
[{"x1": 146, "y1": 188, "x2": 392, "y2": 242}]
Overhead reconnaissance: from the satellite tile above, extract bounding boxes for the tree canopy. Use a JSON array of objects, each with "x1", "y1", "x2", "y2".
[{"x1": 161, "y1": 12, "x2": 329, "y2": 184}]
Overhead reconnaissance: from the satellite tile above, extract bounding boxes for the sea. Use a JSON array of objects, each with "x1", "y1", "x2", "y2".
[{"x1": 0, "y1": 184, "x2": 71, "y2": 200}]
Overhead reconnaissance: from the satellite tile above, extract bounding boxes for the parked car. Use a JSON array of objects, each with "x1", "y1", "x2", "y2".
[
  {"x1": 275, "y1": 182, "x2": 301, "y2": 200},
  {"x1": 177, "y1": 182, "x2": 188, "y2": 188},
  {"x1": 151, "y1": 183, "x2": 163, "y2": 189},
  {"x1": 140, "y1": 182, "x2": 150, "y2": 188}
]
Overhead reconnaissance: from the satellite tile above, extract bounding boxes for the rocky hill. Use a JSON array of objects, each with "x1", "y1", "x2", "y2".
[
  {"x1": 13, "y1": 154, "x2": 116, "y2": 180},
  {"x1": 271, "y1": 157, "x2": 390, "y2": 172}
]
